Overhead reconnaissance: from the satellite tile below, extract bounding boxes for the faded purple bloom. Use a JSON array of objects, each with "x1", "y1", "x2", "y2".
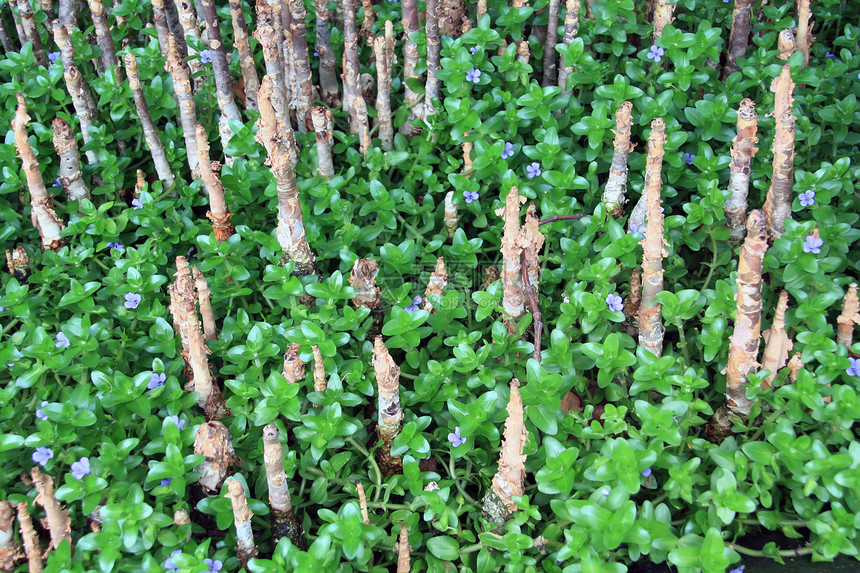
[
  {"x1": 606, "y1": 294, "x2": 624, "y2": 313},
  {"x1": 168, "y1": 415, "x2": 186, "y2": 430},
  {"x1": 52, "y1": 177, "x2": 62, "y2": 187},
  {"x1": 646, "y1": 45, "x2": 665, "y2": 63},
  {"x1": 124, "y1": 293, "x2": 142, "y2": 309},
  {"x1": 466, "y1": 68, "x2": 481, "y2": 83},
  {"x1": 35, "y1": 401, "x2": 49, "y2": 420},
  {"x1": 802, "y1": 235, "x2": 823, "y2": 254},
  {"x1": 132, "y1": 198, "x2": 143, "y2": 209},
  {"x1": 164, "y1": 549, "x2": 182, "y2": 572},
  {"x1": 684, "y1": 152, "x2": 696, "y2": 165},
  {"x1": 0, "y1": 307, "x2": 4, "y2": 311},
  {"x1": 48, "y1": 51, "x2": 60, "y2": 63},
  {"x1": 447, "y1": 426, "x2": 466, "y2": 447},
  {"x1": 200, "y1": 49, "x2": 212, "y2": 63},
  {"x1": 71, "y1": 457, "x2": 91, "y2": 479},
  {"x1": 847, "y1": 357, "x2": 860, "y2": 378},
  {"x1": 32, "y1": 447, "x2": 53, "y2": 466},
  {"x1": 799, "y1": 190, "x2": 815, "y2": 207},
  {"x1": 161, "y1": 478, "x2": 173, "y2": 486},
  {"x1": 729, "y1": 566, "x2": 745, "y2": 573},
  {"x1": 501, "y1": 141, "x2": 514, "y2": 159},
  {"x1": 628, "y1": 223, "x2": 644, "y2": 236},
  {"x1": 464, "y1": 191, "x2": 480, "y2": 204},
  {"x1": 107, "y1": 241, "x2": 124, "y2": 251},
  {"x1": 405, "y1": 295, "x2": 423, "y2": 312},
  {"x1": 148, "y1": 372, "x2": 166, "y2": 390},
  {"x1": 641, "y1": 467, "x2": 652, "y2": 477},
  {"x1": 55, "y1": 332, "x2": 71, "y2": 348},
  {"x1": 526, "y1": 162, "x2": 542, "y2": 179},
  {"x1": 469, "y1": 46, "x2": 477, "y2": 55},
  {"x1": 602, "y1": 489, "x2": 610, "y2": 497},
  {"x1": 204, "y1": 559, "x2": 223, "y2": 573},
  {"x1": 825, "y1": 51, "x2": 835, "y2": 58}
]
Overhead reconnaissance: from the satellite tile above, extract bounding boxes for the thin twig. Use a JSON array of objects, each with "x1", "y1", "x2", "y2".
[
  {"x1": 521, "y1": 251, "x2": 543, "y2": 362},
  {"x1": 539, "y1": 214, "x2": 586, "y2": 225}
]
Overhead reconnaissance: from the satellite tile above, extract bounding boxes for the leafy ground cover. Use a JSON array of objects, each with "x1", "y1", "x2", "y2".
[{"x1": 1, "y1": 0, "x2": 859, "y2": 571}]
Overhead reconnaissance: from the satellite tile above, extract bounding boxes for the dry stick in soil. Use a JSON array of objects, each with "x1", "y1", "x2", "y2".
[
  {"x1": 762, "y1": 64, "x2": 796, "y2": 240},
  {"x1": 311, "y1": 106, "x2": 334, "y2": 176},
  {"x1": 373, "y1": 32, "x2": 394, "y2": 150},
  {"x1": 444, "y1": 191, "x2": 458, "y2": 239},
  {"x1": 557, "y1": 0, "x2": 580, "y2": 93},
  {"x1": 31, "y1": 468, "x2": 71, "y2": 550},
  {"x1": 125, "y1": 53, "x2": 176, "y2": 189},
  {"x1": 0, "y1": 501, "x2": 22, "y2": 571},
  {"x1": 196, "y1": 124, "x2": 235, "y2": 241},
  {"x1": 638, "y1": 118, "x2": 666, "y2": 358},
  {"x1": 166, "y1": 35, "x2": 202, "y2": 177},
  {"x1": 287, "y1": 0, "x2": 314, "y2": 131},
  {"x1": 796, "y1": 0, "x2": 811, "y2": 67},
  {"x1": 342, "y1": 0, "x2": 360, "y2": 132},
  {"x1": 761, "y1": 290, "x2": 792, "y2": 390},
  {"x1": 313, "y1": 0, "x2": 339, "y2": 106},
  {"x1": 193, "y1": 266, "x2": 217, "y2": 341},
  {"x1": 349, "y1": 258, "x2": 383, "y2": 329},
  {"x1": 483, "y1": 379, "x2": 527, "y2": 528},
  {"x1": 496, "y1": 186, "x2": 527, "y2": 332},
  {"x1": 194, "y1": 421, "x2": 240, "y2": 493},
  {"x1": 226, "y1": 480, "x2": 257, "y2": 568},
  {"x1": 16, "y1": 0, "x2": 47, "y2": 66},
  {"x1": 52, "y1": 118, "x2": 90, "y2": 202},
  {"x1": 542, "y1": 0, "x2": 560, "y2": 86},
  {"x1": 837, "y1": 283, "x2": 859, "y2": 349},
  {"x1": 355, "y1": 480, "x2": 370, "y2": 524},
  {"x1": 722, "y1": 0, "x2": 754, "y2": 79},
  {"x1": 312, "y1": 345, "x2": 327, "y2": 399},
  {"x1": 13, "y1": 95, "x2": 65, "y2": 251},
  {"x1": 87, "y1": 0, "x2": 122, "y2": 84},
  {"x1": 16, "y1": 503, "x2": 42, "y2": 573},
  {"x1": 423, "y1": 257, "x2": 448, "y2": 313},
  {"x1": 396, "y1": 524, "x2": 410, "y2": 573},
  {"x1": 400, "y1": 0, "x2": 422, "y2": 135},
  {"x1": 724, "y1": 98, "x2": 758, "y2": 246},
  {"x1": 173, "y1": 0, "x2": 206, "y2": 88},
  {"x1": 651, "y1": 0, "x2": 673, "y2": 40},
  {"x1": 354, "y1": 95, "x2": 372, "y2": 158},
  {"x1": 705, "y1": 210, "x2": 768, "y2": 443},
  {"x1": 152, "y1": 0, "x2": 171, "y2": 55},
  {"x1": 228, "y1": 0, "x2": 260, "y2": 110},
  {"x1": 282, "y1": 342, "x2": 306, "y2": 383},
  {"x1": 262, "y1": 425, "x2": 303, "y2": 546},
  {"x1": 201, "y1": 0, "x2": 243, "y2": 158},
  {"x1": 373, "y1": 335, "x2": 403, "y2": 475},
  {"x1": 602, "y1": 101, "x2": 634, "y2": 217},
  {"x1": 425, "y1": 0, "x2": 441, "y2": 117}
]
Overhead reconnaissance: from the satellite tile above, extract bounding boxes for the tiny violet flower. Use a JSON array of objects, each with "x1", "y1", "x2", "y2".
[
  {"x1": 148, "y1": 372, "x2": 166, "y2": 390},
  {"x1": 464, "y1": 190, "x2": 480, "y2": 204},
  {"x1": 526, "y1": 162, "x2": 542, "y2": 179},
  {"x1": 799, "y1": 189, "x2": 815, "y2": 207},
  {"x1": 500, "y1": 141, "x2": 515, "y2": 159},
  {"x1": 107, "y1": 241, "x2": 125, "y2": 251},
  {"x1": 35, "y1": 401, "x2": 49, "y2": 420},
  {"x1": 465, "y1": 68, "x2": 481, "y2": 83},
  {"x1": 646, "y1": 45, "x2": 665, "y2": 63},
  {"x1": 168, "y1": 415, "x2": 186, "y2": 430},
  {"x1": 55, "y1": 332, "x2": 71, "y2": 348},
  {"x1": 48, "y1": 51, "x2": 60, "y2": 63},
  {"x1": 405, "y1": 295, "x2": 423, "y2": 312},
  {"x1": 70, "y1": 457, "x2": 90, "y2": 479},
  {"x1": 164, "y1": 549, "x2": 182, "y2": 572},
  {"x1": 628, "y1": 223, "x2": 644, "y2": 236},
  {"x1": 124, "y1": 293, "x2": 142, "y2": 310},
  {"x1": 132, "y1": 198, "x2": 143, "y2": 209},
  {"x1": 602, "y1": 489, "x2": 610, "y2": 497},
  {"x1": 684, "y1": 152, "x2": 696, "y2": 165},
  {"x1": 606, "y1": 294, "x2": 624, "y2": 313},
  {"x1": 0, "y1": 307, "x2": 4, "y2": 311},
  {"x1": 469, "y1": 46, "x2": 477, "y2": 55},
  {"x1": 313, "y1": 51, "x2": 319, "y2": 57},
  {"x1": 32, "y1": 447, "x2": 53, "y2": 467},
  {"x1": 200, "y1": 49, "x2": 212, "y2": 63},
  {"x1": 825, "y1": 51, "x2": 835, "y2": 57},
  {"x1": 205, "y1": 559, "x2": 223, "y2": 573},
  {"x1": 641, "y1": 467, "x2": 652, "y2": 477},
  {"x1": 802, "y1": 235, "x2": 823, "y2": 254},
  {"x1": 729, "y1": 566, "x2": 745, "y2": 573},
  {"x1": 447, "y1": 426, "x2": 466, "y2": 447},
  {"x1": 161, "y1": 478, "x2": 173, "y2": 486},
  {"x1": 52, "y1": 177, "x2": 62, "y2": 187},
  {"x1": 846, "y1": 357, "x2": 860, "y2": 377}
]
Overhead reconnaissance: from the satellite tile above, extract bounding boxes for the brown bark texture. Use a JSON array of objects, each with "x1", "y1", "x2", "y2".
[
  {"x1": 439, "y1": 0, "x2": 466, "y2": 35},
  {"x1": 353, "y1": 95, "x2": 371, "y2": 158},
  {"x1": 16, "y1": 0, "x2": 47, "y2": 66},
  {"x1": 342, "y1": 0, "x2": 360, "y2": 130},
  {"x1": 0, "y1": 12, "x2": 14, "y2": 52},
  {"x1": 61, "y1": 65, "x2": 99, "y2": 167},
  {"x1": 778, "y1": 29, "x2": 795, "y2": 60},
  {"x1": 624, "y1": 268, "x2": 642, "y2": 321},
  {"x1": 312, "y1": 344, "x2": 327, "y2": 395},
  {"x1": 152, "y1": 0, "x2": 171, "y2": 55},
  {"x1": 195, "y1": 124, "x2": 235, "y2": 241},
  {"x1": 400, "y1": 0, "x2": 422, "y2": 136},
  {"x1": 228, "y1": 0, "x2": 260, "y2": 110},
  {"x1": 496, "y1": 187, "x2": 527, "y2": 329},
  {"x1": 397, "y1": 524, "x2": 410, "y2": 573},
  {"x1": 796, "y1": 0, "x2": 811, "y2": 67},
  {"x1": 542, "y1": 0, "x2": 560, "y2": 86},
  {"x1": 724, "y1": 98, "x2": 758, "y2": 245},
  {"x1": 255, "y1": 1, "x2": 290, "y2": 126},
  {"x1": 174, "y1": 0, "x2": 206, "y2": 87},
  {"x1": 761, "y1": 290, "x2": 791, "y2": 389},
  {"x1": 16, "y1": 503, "x2": 42, "y2": 573},
  {"x1": 52, "y1": 23, "x2": 99, "y2": 123},
  {"x1": 51, "y1": 117, "x2": 90, "y2": 202},
  {"x1": 762, "y1": 64, "x2": 796, "y2": 240},
  {"x1": 6, "y1": 247, "x2": 30, "y2": 280},
  {"x1": 287, "y1": 0, "x2": 315, "y2": 131},
  {"x1": 31, "y1": 468, "x2": 71, "y2": 550},
  {"x1": 0, "y1": 501, "x2": 22, "y2": 572},
  {"x1": 373, "y1": 336, "x2": 403, "y2": 474},
  {"x1": 424, "y1": 0, "x2": 441, "y2": 116},
  {"x1": 602, "y1": 101, "x2": 634, "y2": 217},
  {"x1": 444, "y1": 191, "x2": 458, "y2": 239},
  {"x1": 356, "y1": 480, "x2": 370, "y2": 524},
  {"x1": 193, "y1": 266, "x2": 218, "y2": 341},
  {"x1": 227, "y1": 480, "x2": 257, "y2": 567},
  {"x1": 373, "y1": 34, "x2": 394, "y2": 150},
  {"x1": 483, "y1": 379, "x2": 527, "y2": 526},
  {"x1": 557, "y1": 0, "x2": 580, "y2": 92},
  {"x1": 87, "y1": 0, "x2": 122, "y2": 83},
  {"x1": 311, "y1": 106, "x2": 335, "y2": 177},
  {"x1": 350, "y1": 258, "x2": 381, "y2": 310},
  {"x1": 837, "y1": 283, "x2": 859, "y2": 349},
  {"x1": 638, "y1": 118, "x2": 666, "y2": 357},
  {"x1": 423, "y1": 257, "x2": 448, "y2": 313},
  {"x1": 166, "y1": 35, "x2": 202, "y2": 176},
  {"x1": 519, "y1": 203, "x2": 545, "y2": 295},
  {"x1": 722, "y1": 0, "x2": 753, "y2": 78},
  {"x1": 194, "y1": 421, "x2": 240, "y2": 492},
  {"x1": 314, "y1": 0, "x2": 340, "y2": 106},
  {"x1": 282, "y1": 342, "x2": 306, "y2": 382}
]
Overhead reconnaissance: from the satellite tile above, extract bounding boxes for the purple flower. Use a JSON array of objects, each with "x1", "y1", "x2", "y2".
[
  {"x1": 825, "y1": 51, "x2": 835, "y2": 58},
  {"x1": 847, "y1": 357, "x2": 860, "y2": 377},
  {"x1": 71, "y1": 457, "x2": 91, "y2": 479},
  {"x1": 0, "y1": 307, "x2": 4, "y2": 311},
  {"x1": 469, "y1": 46, "x2": 477, "y2": 55},
  {"x1": 148, "y1": 372, "x2": 166, "y2": 390},
  {"x1": 684, "y1": 152, "x2": 696, "y2": 165},
  {"x1": 32, "y1": 447, "x2": 53, "y2": 467},
  {"x1": 161, "y1": 478, "x2": 173, "y2": 486},
  {"x1": 464, "y1": 190, "x2": 480, "y2": 204},
  {"x1": 55, "y1": 332, "x2": 71, "y2": 348},
  {"x1": 404, "y1": 295, "x2": 423, "y2": 312},
  {"x1": 465, "y1": 68, "x2": 481, "y2": 83},
  {"x1": 124, "y1": 293, "x2": 142, "y2": 309},
  {"x1": 628, "y1": 223, "x2": 644, "y2": 236},
  {"x1": 168, "y1": 415, "x2": 186, "y2": 430},
  {"x1": 131, "y1": 198, "x2": 143, "y2": 210},
  {"x1": 500, "y1": 141, "x2": 514, "y2": 159},
  {"x1": 107, "y1": 241, "x2": 124, "y2": 251},
  {"x1": 164, "y1": 549, "x2": 182, "y2": 571},
  {"x1": 729, "y1": 566, "x2": 745, "y2": 573},
  {"x1": 602, "y1": 489, "x2": 610, "y2": 497},
  {"x1": 606, "y1": 294, "x2": 624, "y2": 313},
  {"x1": 52, "y1": 177, "x2": 62, "y2": 187},
  {"x1": 802, "y1": 235, "x2": 823, "y2": 254},
  {"x1": 447, "y1": 426, "x2": 466, "y2": 447},
  {"x1": 200, "y1": 49, "x2": 212, "y2": 63},
  {"x1": 48, "y1": 51, "x2": 60, "y2": 63},
  {"x1": 313, "y1": 51, "x2": 319, "y2": 57},
  {"x1": 646, "y1": 45, "x2": 665, "y2": 63},
  {"x1": 204, "y1": 559, "x2": 223, "y2": 573},
  {"x1": 526, "y1": 162, "x2": 541, "y2": 179},
  {"x1": 641, "y1": 467, "x2": 652, "y2": 477},
  {"x1": 799, "y1": 190, "x2": 815, "y2": 207},
  {"x1": 35, "y1": 401, "x2": 49, "y2": 420}
]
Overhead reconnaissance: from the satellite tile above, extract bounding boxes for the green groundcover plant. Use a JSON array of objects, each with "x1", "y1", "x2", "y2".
[{"x1": 0, "y1": 0, "x2": 859, "y2": 571}]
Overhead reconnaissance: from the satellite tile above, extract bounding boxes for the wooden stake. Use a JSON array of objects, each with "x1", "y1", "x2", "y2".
[
  {"x1": 193, "y1": 266, "x2": 218, "y2": 341},
  {"x1": 400, "y1": 0, "x2": 422, "y2": 136},
  {"x1": 287, "y1": 0, "x2": 315, "y2": 130},
  {"x1": 165, "y1": 35, "x2": 202, "y2": 177},
  {"x1": 87, "y1": 0, "x2": 122, "y2": 83},
  {"x1": 425, "y1": 0, "x2": 441, "y2": 117},
  {"x1": 761, "y1": 290, "x2": 792, "y2": 389},
  {"x1": 373, "y1": 32, "x2": 393, "y2": 150},
  {"x1": 313, "y1": 0, "x2": 340, "y2": 106},
  {"x1": 311, "y1": 106, "x2": 335, "y2": 177},
  {"x1": 200, "y1": 0, "x2": 243, "y2": 155},
  {"x1": 228, "y1": 0, "x2": 260, "y2": 110},
  {"x1": 651, "y1": 0, "x2": 674, "y2": 41},
  {"x1": 796, "y1": 0, "x2": 811, "y2": 67}
]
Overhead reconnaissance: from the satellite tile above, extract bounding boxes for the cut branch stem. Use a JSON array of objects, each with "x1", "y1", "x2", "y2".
[{"x1": 724, "y1": 98, "x2": 759, "y2": 245}]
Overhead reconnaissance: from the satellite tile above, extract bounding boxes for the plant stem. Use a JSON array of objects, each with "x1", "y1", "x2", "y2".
[
  {"x1": 729, "y1": 543, "x2": 813, "y2": 558},
  {"x1": 347, "y1": 436, "x2": 383, "y2": 502},
  {"x1": 701, "y1": 233, "x2": 718, "y2": 292},
  {"x1": 447, "y1": 452, "x2": 478, "y2": 507}
]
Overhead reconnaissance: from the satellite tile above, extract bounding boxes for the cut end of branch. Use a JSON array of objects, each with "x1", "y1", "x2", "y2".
[
  {"x1": 194, "y1": 421, "x2": 240, "y2": 493},
  {"x1": 282, "y1": 342, "x2": 306, "y2": 383},
  {"x1": 488, "y1": 378, "x2": 527, "y2": 516}
]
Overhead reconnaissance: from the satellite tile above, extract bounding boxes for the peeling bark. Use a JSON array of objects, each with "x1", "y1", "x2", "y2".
[
  {"x1": 706, "y1": 210, "x2": 768, "y2": 443},
  {"x1": 0, "y1": 14, "x2": 14, "y2": 53},
  {"x1": 173, "y1": 0, "x2": 206, "y2": 88},
  {"x1": 311, "y1": 106, "x2": 334, "y2": 177},
  {"x1": 228, "y1": 0, "x2": 259, "y2": 110},
  {"x1": 87, "y1": 0, "x2": 121, "y2": 83},
  {"x1": 542, "y1": 0, "x2": 560, "y2": 86},
  {"x1": 61, "y1": 65, "x2": 99, "y2": 167},
  {"x1": 373, "y1": 34, "x2": 393, "y2": 150},
  {"x1": 311, "y1": 344, "x2": 327, "y2": 398},
  {"x1": 557, "y1": 0, "x2": 580, "y2": 93},
  {"x1": 651, "y1": 0, "x2": 673, "y2": 40},
  {"x1": 196, "y1": 124, "x2": 234, "y2": 241},
  {"x1": 0, "y1": 501, "x2": 22, "y2": 572},
  {"x1": 16, "y1": 0, "x2": 47, "y2": 66},
  {"x1": 226, "y1": 480, "x2": 257, "y2": 567},
  {"x1": 194, "y1": 422, "x2": 240, "y2": 495},
  {"x1": 483, "y1": 379, "x2": 527, "y2": 527},
  {"x1": 342, "y1": 0, "x2": 360, "y2": 132},
  {"x1": 422, "y1": 257, "x2": 448, "y2": 313},
  {"x1": 439, "y1": 0, "x2": 466, "y2": 35},
  {"x1": 31, "y1": 468, "x2": 71, "y2": 550},
  {"x1": 51, "y1": 23, "x2": 98, "y2": 122},
  {"x1": 165, "y1": 35, "x2": 202, "y2": 177},
  {"x1": 400, "y1": 0, "x2": 422, "y2": 136},
  {"x1": 762, "y1": 64, "x2": 795, "y2": 241},
  {"x1": 193, "y1": 266, "x2": 217, "y2": 341},
  {"x1": 255, "y1": 1, "x2": 290, "y2": 126},
  {"x1": 761, "y1": 290, "x2": 792, "y2": 389},
  {"x1": 359, "y1": 0, "x2": 374, "y2": 38},
  {"x1": 496, "y1": 187, "x2": 527, "y2": 330},
  {"x1": 722, "y1": 0, "x2": 753, "y2": 78},
  {"x1": 373, "y1": 336, "x2": 402, "y2": 475},
  {"x1": 356, "y1": 480, "x2": 370, "y2": 524},
  {"x1": 261, "y1": 425, "x2": 302, "y2": 546},
  {"x1": 796, "y1": 0, "x2": 811, "y2": 67},
  {"x1": 152, "y1": 0, "x2": 171, "y2": 55},
  {"x1": 519, "y1": 203, "x2": 544, "y2": 295},
  {"x1": 287, "y1": 0, "x2": 314, "y2": 130},
  {"x1": 6, "y1": 247, "x2": 30, "y2": 280},
  {"x1": 282, "y1": 342, "x2": 306, "y2": 383},
  {"x1": 602, "y1": 101, "x2": 634, "y2": 217},
  {"x1": 396, "y1": 524, "x2": 410, "y2": 573},
  {"x1": 16, "y1": 503, "x2": 41, "y2": 573},
  {"x1": 125, "y1": 53, "x2": 175, "y2": 189},
  {"x1": 51, "y1": 118, "x2": 89, "y2": 202},
  {"x1": 837, "y1": 283, "x2": 859, "y2": 349},
  {"x1": 425, "y1": 0, "x2": 441, "y2": 117},
  {"x1": 14, "y1": 95, "x2": 65, "y2": 251},
  {"x1": 778, "y1": 29, "x2": 795, "y2": 60},
  {"x1": 353, "y1": 95, "x2": 372, "y2": 158},
  {"x1": 313, "y1": 0, "x2": 339, "y2": 107},
  {"x1": 787, "y1": 352, "x2": 803, "y2": 383},
  {"x1": 477, "y1": 0, "x2": 487, "y2": 19},
  {"x1": 444, "y1": 191, "x2": 458, "y2": 240},
  {"x1": 201, "y1": 0, "x2": 243, "y2": 157},
  {"x1": 350, "y1": 258, "x2": 382, "y2": 310},
  {"x1": 624, "y1": 268, "x2": 641, "y2": 322},
  {"x1": 724, "y1": 98, "x2": 758, "y2": 245},
  {"x1": 638, "y1": 118, "x2": 666, "y2": 358},
  {"x1": 462, "y1": 139, "x2": 473, "y2": 176}
]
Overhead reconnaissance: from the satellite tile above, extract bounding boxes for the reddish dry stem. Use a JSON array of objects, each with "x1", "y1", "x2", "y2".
[{"x1": 762, "y1": 65, "x2": 796, "y2": 240}]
